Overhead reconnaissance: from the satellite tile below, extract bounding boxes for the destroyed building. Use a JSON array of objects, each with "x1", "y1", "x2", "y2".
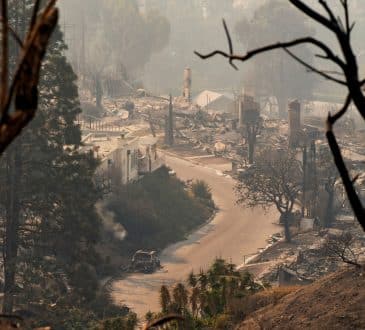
[
  {"x1": 82, "y1": 132, "x2": 164, "y2": 191},
  {"x1": 138, "y1": 136, "x2": 164, "y2": 174}
]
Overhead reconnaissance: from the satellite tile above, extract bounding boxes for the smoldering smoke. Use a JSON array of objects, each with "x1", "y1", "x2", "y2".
[{"x1": 96, "y1": 200, "x2": 127, "y2": 241}]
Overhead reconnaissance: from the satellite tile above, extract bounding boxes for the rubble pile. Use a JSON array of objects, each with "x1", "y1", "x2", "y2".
[{"x1": 243, "y1": 216, "x2": 365, "y2": 285}]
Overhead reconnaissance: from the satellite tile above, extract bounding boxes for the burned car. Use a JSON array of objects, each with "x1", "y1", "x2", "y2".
[{"x1": 130, "y1": 250, "x2": 161, "y2": 274}]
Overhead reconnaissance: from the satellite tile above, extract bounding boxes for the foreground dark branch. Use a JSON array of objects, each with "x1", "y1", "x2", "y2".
[
  {"x1": 0, "y1": 1, "x2": 58, "y2": 154},
  {"x1": 326, "y1": 119, "x2": 365, "y2": 230},
  {"x1": 284, "y1": 48, "x2": 346, "y2": 85},
  {"x1": 144, "y1": 314, "x2": 184, "y2": 330},
  {"x1": 194, "y1": 21, "x2": 345, "y2": 72},
  {"x1": 1, "y1": 0, "x2": 9, "y2": 114},
  {"x1": 195, "y1": 0, "x2": 365, "y2": 231},
  {"x1": 328, "y1": 93, "x2": 352, "y2": 125}
]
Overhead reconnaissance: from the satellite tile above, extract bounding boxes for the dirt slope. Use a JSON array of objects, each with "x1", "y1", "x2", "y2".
[{"x1": 238, "y1": 267, "x2": 365, "y2": 330}]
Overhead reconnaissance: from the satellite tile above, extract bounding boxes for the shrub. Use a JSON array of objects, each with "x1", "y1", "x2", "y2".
[
  {"x1": 214, "y1": 314, "x2": 234, "y2": 329},
  {"x1": 192, "y1": 180, "x2": 213, "y2": 201},
  {"x1": 108, "y1": 167, "x2": 214, "y2": 253}
]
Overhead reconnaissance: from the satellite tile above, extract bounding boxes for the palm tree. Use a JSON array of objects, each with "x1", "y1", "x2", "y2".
[
  {"x1": 160, "y1": 285, "x2": 171, "y2": 314},
  {"x1": 198, "y1": 270, "x2": 208, "y2": 291},
  {"x1": 190, "y1": 286, "x2": 200, "y2": 317},
  {"x1": 188, "y1": 271, "x2": 197, "y2": 288},
  {"x1": 172, "y1": 283, "x2": 188, "y2": 314}
]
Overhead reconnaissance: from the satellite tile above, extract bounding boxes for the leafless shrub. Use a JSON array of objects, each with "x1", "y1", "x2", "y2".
[{"x1": 324, "y1": 232, "x2": 362, "y2": 268}]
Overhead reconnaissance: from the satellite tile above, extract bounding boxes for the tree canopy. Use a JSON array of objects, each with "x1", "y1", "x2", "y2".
[
  {"x1": 235, "y1": 149, "x2": 302, "y2": 241},
  {"x1": 0, "y1": 12, "x2": 103, "y2": 316}
]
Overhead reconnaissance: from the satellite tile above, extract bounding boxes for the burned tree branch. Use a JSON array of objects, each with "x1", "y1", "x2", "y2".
[
  {"x1": 195, "y1": 0, "x2": 365, "y2": 232},
  {"x1": 29, "y1": 0, "x2": 42, "y2": 33},
  {"x1": 144, "y1": 314, "x2": 185, "y2": 330},
  {"x1": 284, "y1": 48, "x2": 347, "y2": 85},
  {"x1": 195, "y1": 20, "x2": 345, "y2": 72},
  {"x1": 0, "y1": 1, "x2": 58, "y2": 154},
  {"x1": 340, "y1": 0, "x2": 351, "y2": 34},
  {"x1": 1, "y1": 0, "x2": 9, "y2": 114},
  {"x1": 326, "y1": 119, "x2": 365, "y2": 230},
  {"x1": 289, "y1": 0, "x2": 338, "y2": 32},
  {"x1": 319, "y1": 0, "x2": 338, "y2": 26},
  {"x1": 222, "y1": 19, "x2": 238, "y2": 70},
  {"x1": 328, "y1": 93, "x2": 352, "y2": 125},
  {"x1": 324, "y1": 232, "x2": 362, "y2": 268},
  {"x1": 0, "y1": 19, "x2": 24, "y2": 47}
]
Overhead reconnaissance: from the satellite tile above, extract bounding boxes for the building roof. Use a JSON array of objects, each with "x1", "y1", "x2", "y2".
[{"x1": 194, "y1": 90, "x2": 234, "y2": 108}]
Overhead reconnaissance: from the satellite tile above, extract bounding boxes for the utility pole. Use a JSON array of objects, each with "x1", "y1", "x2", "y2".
[
  {"x1": 309, "y1": 140, "x2": 318, "y2": 217},
  {"x1": 165, "y1": 95, "x2": 174, "y2": 146},
  {"x1": 168, "y1": 95, "x2": 174, "y2": 146},
  {"x1": 302, "y1": 145, "x2": 307, "y2": 217}
]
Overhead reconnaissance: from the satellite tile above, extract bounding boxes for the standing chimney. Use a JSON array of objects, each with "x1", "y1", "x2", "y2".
[
  {"x1": 183, "y1": 67, "x2": 192, "y2": 102},
  {"x1": 238, "y1": 95, "x2": 244, "y2": 128},
  {"x1": 288, "y1": 100, "x2": 301, "y2": 148}
]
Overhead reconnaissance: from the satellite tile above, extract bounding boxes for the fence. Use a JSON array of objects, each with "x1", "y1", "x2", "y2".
[{"x1": 77, "y1": 120, "x2": 125, "y2": 132}]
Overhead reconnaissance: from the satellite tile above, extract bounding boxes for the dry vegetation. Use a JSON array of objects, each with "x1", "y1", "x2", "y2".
[{"x1": 238, "y1": 267, "x2": 365, "y2": 330}]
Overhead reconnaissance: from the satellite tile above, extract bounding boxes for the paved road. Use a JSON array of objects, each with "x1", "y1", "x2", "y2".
[{"x1": 111, "y1": 154, "x2": 278, "y2": 317}]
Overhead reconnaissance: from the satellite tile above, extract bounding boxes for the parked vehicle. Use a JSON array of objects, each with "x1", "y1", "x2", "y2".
[{"x1": 130, "y1": 250, "x2": 161, "y2": 274}]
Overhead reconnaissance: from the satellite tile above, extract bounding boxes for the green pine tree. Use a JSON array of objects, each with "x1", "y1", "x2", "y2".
[{"x1": 0, "y1": 2, "x2": 102, "y2": 315}]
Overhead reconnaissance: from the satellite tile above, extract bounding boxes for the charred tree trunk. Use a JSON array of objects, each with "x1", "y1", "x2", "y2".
[
  {"x1": 281, "y1": 211, "x2": 292, "y2": 243},
  {"x1": 247, "y1": 124, "x2": 259, "y2": 164},
  {"x1": 248, "y1": 141, "x2": 254, "y2": 165},
  {"x1": 324, "y1": 185, "x2": 335, "y2": 228},
  {"x1": 3, "y1": 145, "x2": 22, "y2": 314},
  {"x1": 276, "y1": 95, "x2": 288, "y2": 120},
  {"x1": 165, "y1": 95, "x2": 174, "y2": 146},
  {"x1": 95, "y1": 74, "x2": 103, "y2": 109},
  {"x1": 2, "y1": 1, "x2": 24, "y2": 314}
]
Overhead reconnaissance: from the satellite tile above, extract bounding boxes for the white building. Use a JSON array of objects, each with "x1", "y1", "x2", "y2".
[
  {"x1": 138, "y1": 136, "x2": 164, "y2": 174},
  {"x1": 194, "y1": 90, "x2": 235, "y2": 113},
  {"x1": 82, "y1": 133, "x2": 163, "y2": 191}
]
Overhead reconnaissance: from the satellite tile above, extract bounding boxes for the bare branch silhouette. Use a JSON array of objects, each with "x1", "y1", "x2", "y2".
[
  {"x1": 195, "y1": 0, "x2": 365, "y2": 229},
  {"x1": 0, "y1": 0, "x2": 58, "y2": 154}
]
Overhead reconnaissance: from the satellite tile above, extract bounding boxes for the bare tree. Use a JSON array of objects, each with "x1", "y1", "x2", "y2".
[
  {"x1": 235, "y1": 149, "x2": 302, "y2": 242},
  {"x1": 244, "y1": 110, "x2": 262, "y2": 165},
  {"x1": 0, "y1": 0, "x2": 58, "y2": 155},
  {"x1": 324, "y1": 232, "x2": 361, "y2": 268},
  {"x1": 317, "y1": 145, "x2": 340, "y2": 227},
  {"x1": 195, "y1": 1, "x2": 365, "y2": 231}
]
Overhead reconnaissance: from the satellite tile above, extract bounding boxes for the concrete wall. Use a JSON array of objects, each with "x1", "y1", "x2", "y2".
[{"x1": 97, "y1": 137, "x2": 139, "y2": 186}]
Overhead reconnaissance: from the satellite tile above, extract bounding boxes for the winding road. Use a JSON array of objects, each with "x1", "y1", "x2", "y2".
[{"x1": 111, "y1": 154, "x2": 278, "y2": 317}]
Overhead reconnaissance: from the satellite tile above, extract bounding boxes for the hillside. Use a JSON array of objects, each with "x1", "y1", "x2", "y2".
[{"x1": 238, "y1": 267, "x2": 365, "y2": 330}]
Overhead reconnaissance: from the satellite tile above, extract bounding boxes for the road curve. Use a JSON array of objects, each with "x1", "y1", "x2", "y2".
[{"x1": 111, "y1": 154, "x2": 278, "y2": 317}]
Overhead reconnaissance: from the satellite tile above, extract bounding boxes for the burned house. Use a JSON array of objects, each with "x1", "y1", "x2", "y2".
[
  {"x1": 138, "y1": 136, "x2": 164, "y2": 174},
  {"x1": 82, "y1": 133, "x2": 164, "y2": 192}
]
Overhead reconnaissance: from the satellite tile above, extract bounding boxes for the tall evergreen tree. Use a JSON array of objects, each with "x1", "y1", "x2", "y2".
[{"x1": 0, "y1": 1, "x2": 102, "y2": 314}]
